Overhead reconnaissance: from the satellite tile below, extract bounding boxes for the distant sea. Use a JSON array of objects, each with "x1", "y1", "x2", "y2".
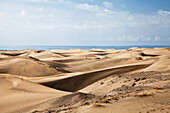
[{"x1": 0, "y1": 46, "x2": 170, "y2": 51}]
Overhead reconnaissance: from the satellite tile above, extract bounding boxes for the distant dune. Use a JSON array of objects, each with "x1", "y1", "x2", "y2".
[{"x1": 0, "y1": 47, "x2": 170, "y2": 113}]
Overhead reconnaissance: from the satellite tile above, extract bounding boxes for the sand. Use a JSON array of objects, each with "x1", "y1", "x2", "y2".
[{"x1": 0, "y1": 47, "x2": 169, "y2": 113}]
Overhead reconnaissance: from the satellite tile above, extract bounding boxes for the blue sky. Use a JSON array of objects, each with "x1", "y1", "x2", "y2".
[{"x1": 0, "y1": 0, "x2": 170, "y2": 46}]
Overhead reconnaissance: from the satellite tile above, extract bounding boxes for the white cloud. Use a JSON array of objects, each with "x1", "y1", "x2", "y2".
[
  {"x1": 118, "y1": 35, "x2": 140, "y2": 41},
  {"x1": 21, "y1": 0, "x2": 71, "y2": 4},
  {"x1": 127, "y1": 15, "x2": 134, "y2": 21},
  {"x1": 143, "y1": 37, "x2": 151, "y2": 41},
  {"x1": 106, "y1": 37, "x2": 114, "y2": 41},
  {"x1": 154, "y1": 36, "x2": 161, "y2": 41},
  {"x1": 96, "y1": 13, "x2": 105, "y2": 17},
  {"x1": 35, "y1": 8, "x2": 43, "y2": 11},
  {"x1": 0, "y1": 2, "x2": 170, "y2": 45},
  {"x1": 19, "y1": 10, "x2": 26, "y2": 16},
  {"x1": 75, "y1": 3, "x2": 100, "y2": 12},
  {"x1": 118, "y1": 36, "x2": 153, "y2": 41},
  {"x1": 57, "y1": 0, "x2": 72, "y2": 4},
  {"x1": 103, "y1": 1, "x2": 113, "y2": 9},
  {"x1": 0, "y1": 12, "x2": 4, "y2": 16},
  {"x1": 158, "y1": 10, "x2": 170, "y2": 15},
  {"x1": 127, "y1": 22, "x2": 138, "y2": 27},
  {"x1": 22, "y1": 0, "x2": 49, "y2": 3},
  {"x1": 57, "y1": 0, "x2": 64, "y2": 2},
  {"x1": 104, "y1": 9, "x2": 114, "y2": 13}
]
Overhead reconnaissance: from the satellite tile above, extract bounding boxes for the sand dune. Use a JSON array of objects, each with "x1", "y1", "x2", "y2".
[
  {"x1": 0, "y1": 75, "x2": 70, "y2": 113},
  {"x1": 0, "y1": 57, "x2": 62, "y2": 77},
  {"x1": 27, "y1": 71, "x2": 170, "y2": 113},
  {"x1": 0, "y1": 47, "x2": 170, "y2": 113},
  {"x1": 39, "y1": 60, "x2": 154, "y2": 92},
  {"x1": 143, "y1": 55, "x2": 170, "y2": 71}
]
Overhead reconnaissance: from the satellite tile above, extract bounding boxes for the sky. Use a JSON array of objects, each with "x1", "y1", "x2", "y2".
[{"x1": 0, "y1": 0, "x2": 170, "y2": 46}]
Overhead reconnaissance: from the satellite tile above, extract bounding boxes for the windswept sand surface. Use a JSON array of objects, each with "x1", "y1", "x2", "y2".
[{"x1": 0, "y1": 47, "x2": 170, "y2": 113}]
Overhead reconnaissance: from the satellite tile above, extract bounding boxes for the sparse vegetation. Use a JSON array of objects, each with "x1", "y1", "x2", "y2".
[
  {"x1": 95, "y1": 97, "x2": 111, "y2": 103},
  {"x1": 101, "y1": 97, "x2": 111, "y2": 103},
  {"x1": 153, "y1": 87, "x2": 164, "y2": 90},
  {"x1": 82, "y1": 102, "x2": 90, "y2": 106},
  {"x1": 93, "y1": 103, "x2": 105, "y2": 107},
  {"x1": 134, "y1": 92, "x2": 155, "y2": 97},
  {"x1": 111, "y1": 96, "x2": 119, "y2": 100}
]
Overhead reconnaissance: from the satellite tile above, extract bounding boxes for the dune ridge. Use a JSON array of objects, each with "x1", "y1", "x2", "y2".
[{"x1": 39, "y1": 60, "x2": 154, "y2": 92}]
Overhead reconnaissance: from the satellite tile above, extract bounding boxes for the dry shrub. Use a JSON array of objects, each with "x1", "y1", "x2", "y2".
[
  {"x1": 134, "y1": 92, "x2": 155, "y2": 97},
  {"x1": 93, "y1": 103, "x2": 105, "y2": 107}
]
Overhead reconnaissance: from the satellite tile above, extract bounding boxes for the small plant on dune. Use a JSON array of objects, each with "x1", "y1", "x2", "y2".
[
  {"x1": 95, "y1": 99, "x2": 101, "y2": 103},
  {"x1": 93, "y1": 103, "x2": 105, "y2": 107},
  {"x1": 81, "y1": 102, "x2": 90, "y2": 106},
  {"x1": 135, "y1": 92, "x2": 155, "y2": 97},
  {"x1": 111, "y1": 96, "x2": 119, "y2": 100},
  {"x1": 153, "y1": 87, "x2": 163, "y2": 90},
  {"x1": 32, "y1": 110, "x2": 42, "y2": 113},
  {"x1": 95, "y1": 97, "x2": 111, "y2": 103},
  {"x1": 101, "y1": 97, "x2": 111, "y2": 103}
]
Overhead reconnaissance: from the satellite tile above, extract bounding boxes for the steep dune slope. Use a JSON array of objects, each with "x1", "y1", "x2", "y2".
[{"x1": 39, "y1": 60, "x2": 154, "y2": 92}]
